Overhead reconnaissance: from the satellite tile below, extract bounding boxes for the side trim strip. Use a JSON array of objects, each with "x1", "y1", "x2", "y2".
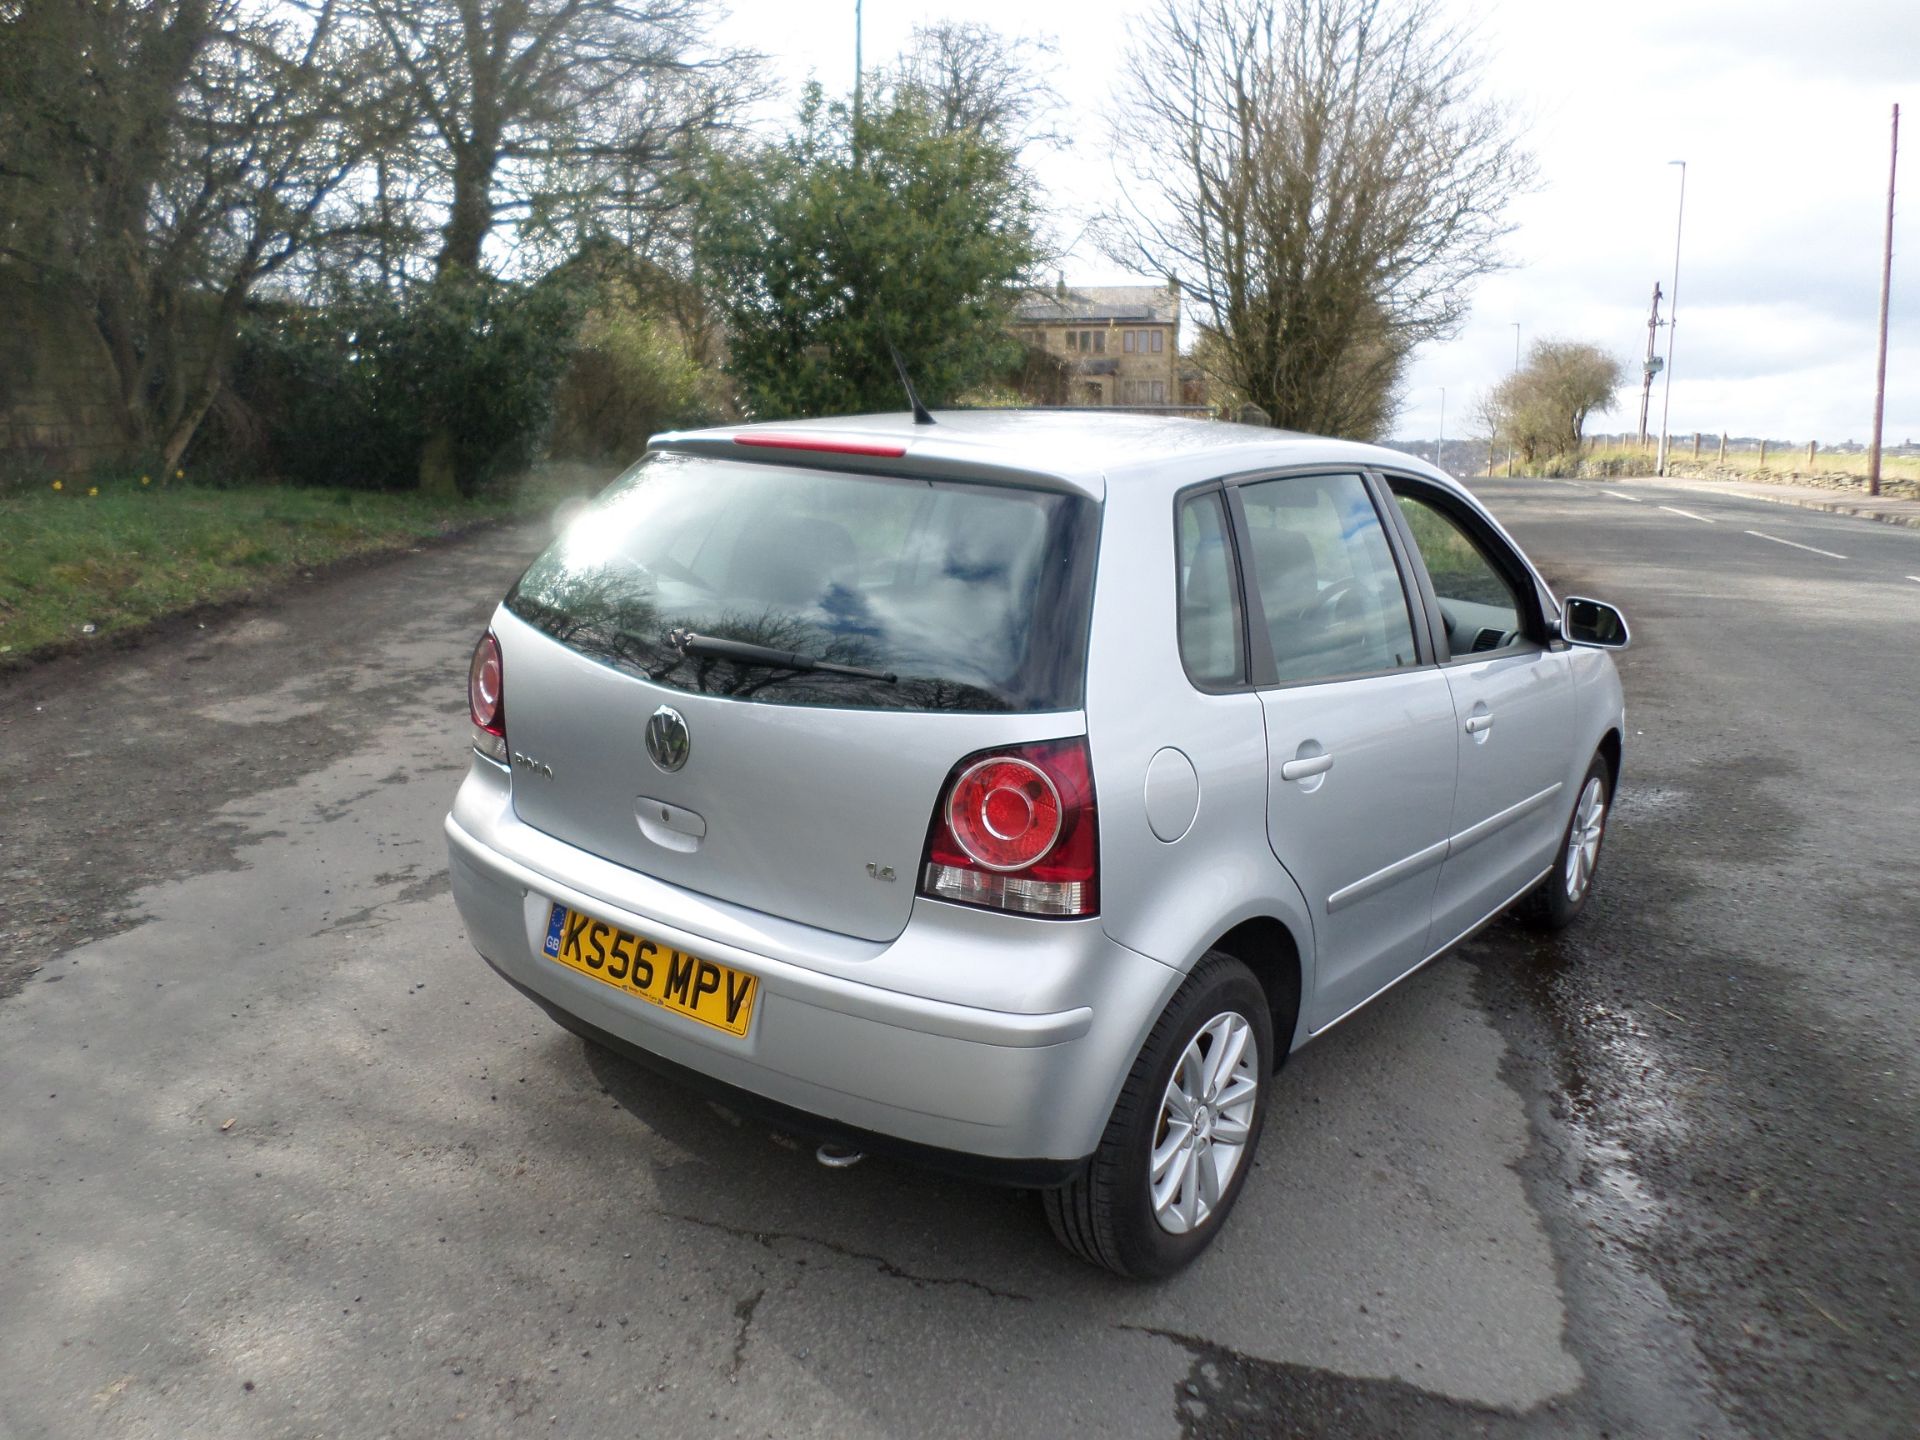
[
  {"x1": 1327, "y1": 838, "x2": 1450, "y2": 913},
  {"x1": 1307, "y1": 865, "x2": 1553, "y2": 1038},
  {"x1": 1447, "y1": 782, "x2": 1563, "y2": 856},
  {"x1": 1322, "y1": 783, "x2": 1564, "y2": 916}
]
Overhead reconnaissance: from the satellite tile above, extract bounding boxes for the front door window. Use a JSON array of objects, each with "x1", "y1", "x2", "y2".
[{"x1": 1392, "y1": 491, "x2": 1526, "y2": 655}]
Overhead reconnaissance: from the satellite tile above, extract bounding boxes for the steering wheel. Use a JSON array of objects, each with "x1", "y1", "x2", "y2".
[
  {"x1": 646, "y1": 555, "x2": 715, "y2": 592},
  {"x1": 1299, "y1": 577, "x2": 1359, "y2": 623}
]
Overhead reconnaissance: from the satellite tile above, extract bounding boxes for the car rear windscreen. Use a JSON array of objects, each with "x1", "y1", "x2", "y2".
[{"x1": 506, "y1": 452, "x2": 1099, "y2": 713}]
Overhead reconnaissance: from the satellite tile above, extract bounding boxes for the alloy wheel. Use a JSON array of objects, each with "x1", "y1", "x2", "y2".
[
  {"x1": 1564, "y1": 775, "x2": 1607, "y2": 903},
  {"x1": 1150, "y1": 1011, "x2": 1261, "y2": 1235}
]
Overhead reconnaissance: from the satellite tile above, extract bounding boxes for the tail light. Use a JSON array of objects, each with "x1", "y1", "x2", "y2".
[
  {"x1": 468, "y1": 632, "x2": 508, "y2": 763},
  {"x1": 919, "y1": 738, "x2": 1098, "y2": 918}
]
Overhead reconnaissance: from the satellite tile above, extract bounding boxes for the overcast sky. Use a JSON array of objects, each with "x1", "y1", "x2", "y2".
[{"x1": 714, "y1": 0, "x2": 1913, "y2": 445}]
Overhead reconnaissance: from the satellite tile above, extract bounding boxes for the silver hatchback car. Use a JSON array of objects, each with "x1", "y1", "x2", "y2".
[{"x1": 445, "y1": 411, "x2": 1628, "y2": 1277}]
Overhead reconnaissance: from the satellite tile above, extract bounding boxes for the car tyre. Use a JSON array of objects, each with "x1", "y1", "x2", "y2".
[
  {"x1": 1044, "y1": 951, "x2": 1273, "y2": 1279},
  {"x1": 1523, "y1": 752, "x2": 1612, "y2": 931}
]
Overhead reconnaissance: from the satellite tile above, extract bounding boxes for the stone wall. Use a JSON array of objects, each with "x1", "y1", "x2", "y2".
[
  {"x1": 0, "y1": 270, "x2": 126, "y2": 476},
  {"x1": 1659, "y1": 458, "x2": 1920, "y2": 500},
  {"x1": 1562, "y1": 453, "x2": 1920, "y2": 501}
]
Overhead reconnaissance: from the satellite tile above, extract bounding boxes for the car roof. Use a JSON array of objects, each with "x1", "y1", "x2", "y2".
[{"x1": 650, "y1": 410, "x2": 1463, "y2": 503}]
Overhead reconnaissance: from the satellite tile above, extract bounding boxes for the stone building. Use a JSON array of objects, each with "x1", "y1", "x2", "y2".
[{"x1": 1012, "y1": 283, "x2": 1181, "y2": 408}]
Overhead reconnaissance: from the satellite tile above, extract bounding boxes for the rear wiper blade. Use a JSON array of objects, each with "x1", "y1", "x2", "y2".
[{"x1": 670, "y1": 629, "x2": 898, "y2": 683}]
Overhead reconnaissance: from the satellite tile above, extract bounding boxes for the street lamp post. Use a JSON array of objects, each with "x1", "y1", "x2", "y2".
[{"x1": 1655, "y1": 160, "x2": 1687, "y2": 476}]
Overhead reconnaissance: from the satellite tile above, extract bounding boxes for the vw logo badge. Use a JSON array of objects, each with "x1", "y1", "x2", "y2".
[{"x1": 645, "y1": 705, "x2": 690, "y2": 773}]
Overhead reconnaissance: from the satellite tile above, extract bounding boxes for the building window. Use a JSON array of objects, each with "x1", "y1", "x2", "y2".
[
  {"x1": 1094, "y1": 330, "x2": 1106, "y2": 354},
  {"x1": 1151, "y1": 330, "x2": 1165, "y2": 353},
  {"x1": 1123, "y1": 331, "x2": 1136, "y2": 353}
]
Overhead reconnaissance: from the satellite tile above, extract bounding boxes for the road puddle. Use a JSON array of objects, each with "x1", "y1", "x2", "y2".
[{"x1": 1481, "y1": 926, "x2": 1694, "y2": 1262}]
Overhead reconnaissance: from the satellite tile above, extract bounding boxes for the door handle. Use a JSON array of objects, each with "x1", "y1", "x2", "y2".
[
  {"x1": 1280, "y1": 752, "x2": 1335, "y2": 781},
  {"x1": 1464, "y1": 713, "x2": 1494, "y2": 735}
]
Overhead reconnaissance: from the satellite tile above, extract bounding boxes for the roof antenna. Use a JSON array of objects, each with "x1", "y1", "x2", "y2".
[{"x1": 887, "y1": 339, "x2": 937, "y2": 426}]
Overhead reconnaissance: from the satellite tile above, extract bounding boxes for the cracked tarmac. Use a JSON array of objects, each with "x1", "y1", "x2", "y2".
[{"x1": 3, "y1": 480, "x2": 1913, "y2": 1437}]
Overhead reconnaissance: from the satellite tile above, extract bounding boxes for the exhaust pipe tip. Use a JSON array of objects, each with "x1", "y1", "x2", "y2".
[{"x1": 815, "y1": 1142, "x2": 866, "y2": 1169}]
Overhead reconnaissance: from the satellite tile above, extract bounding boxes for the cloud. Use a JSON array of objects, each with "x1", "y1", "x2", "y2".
[
  {"x1": 1398, "y1": 0, "x2": 1912, "y2": 440},
  {"x1": 1653, "y1": 0, "x2": 1920, "y2": 82},
  {"x1": 712, "y1": 0, "x2": 1914, "y2": 441}
]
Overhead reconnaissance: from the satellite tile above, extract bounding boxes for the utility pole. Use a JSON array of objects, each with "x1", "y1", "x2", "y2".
[
  {"x1": 1438, "y1": 387, "x2": 1447, "y2": 473},
  {"x1": 1656, "y1": 160, "x2": 1687, "y2": 476},
  {"x1": 1869, "y1": 103, "x2": 1900, "y2": 499},
  {"x1": 1507, "y1": 322, "x2": 1520, "y2": 477},
  {"x1": 1637, "y1": 281, "x2": 1664, "y2": 444}
]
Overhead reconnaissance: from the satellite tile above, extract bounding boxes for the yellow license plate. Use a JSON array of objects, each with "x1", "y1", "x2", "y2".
[{"x1": 542, "y1": 903, "x2": 758, "y2": 1037}]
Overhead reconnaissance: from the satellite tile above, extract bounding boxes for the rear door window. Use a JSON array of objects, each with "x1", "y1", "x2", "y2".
[
  {"x1": 1237, "y1": 473, "x2": 1419, "y2": 683},
  {"x1": 1175, "y1": 490, "x2": 1244, "y2": 685},
  {"x1": 506, "y1": 453, "x2": 1098, "y2": 712}
]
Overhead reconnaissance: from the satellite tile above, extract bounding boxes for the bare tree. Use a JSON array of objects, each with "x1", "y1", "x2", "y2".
[
  {"x1": 347, "y1": 0, "x2": 759, "y2": 492},
  {"x1": 352, "y1": 0, "x2": 759, "y2": 278},
  {"x1": 1468, "y1": 388, "x2": 1502, "y2": 476},
  {"x1": 891, "y1": 21, "x2": 1064, "y2": 154},
  {"x1": 1492, "y1": 339, "x2": 1623, "y2": 465},
  {"x1": 1104, "y1": 0, "x2": 1534, "y2": 438},
  {"x1": 1, "y1": 0, "x2": 395, "y2": 468}
]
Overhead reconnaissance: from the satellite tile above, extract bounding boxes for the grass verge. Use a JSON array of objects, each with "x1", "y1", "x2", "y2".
[
  {"x1": 0, "y1": 470, "x2": 600, "y2": 664},
  {"x1": 1572, "y1": 444, "x2": 1920, "y2": 483}
]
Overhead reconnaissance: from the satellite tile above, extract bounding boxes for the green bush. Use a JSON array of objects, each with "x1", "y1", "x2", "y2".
[
  {"x1": 222, "y1": 274, "x2": 582, "y2": 494},
  {"x1": 696, "y1": 85, "x2": 1041, "y2": 420},
  {"x1": 548, "y1": 302, "x2": 718, "y2": 460}
]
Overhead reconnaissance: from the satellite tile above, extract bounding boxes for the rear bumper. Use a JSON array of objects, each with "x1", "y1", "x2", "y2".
[
  {"x1": 486, "y1": 963, "x2": 1084, "y2": 1188},
  {"x1": 444, "y1": 761, "x2": 1181, "y2": 1171}
]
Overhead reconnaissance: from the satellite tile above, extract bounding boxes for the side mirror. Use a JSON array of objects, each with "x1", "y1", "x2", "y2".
[{"x1": 1560, "y1": 596, "x2": 1630, "y2": 649}]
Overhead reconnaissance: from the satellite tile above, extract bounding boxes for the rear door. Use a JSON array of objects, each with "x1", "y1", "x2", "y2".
[
  {"x1": 1385, "y1": 478, "x2": 1574, "y2": 946},
  {"x1": 496, "y1": 452, "x2": 1099, "y2": 943},
  {"x1": 1235, "y1": 472, "x2": 1459, "y2": 1030}
]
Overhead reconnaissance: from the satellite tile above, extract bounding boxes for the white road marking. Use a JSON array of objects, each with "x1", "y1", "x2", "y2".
[
  {"x1": 1600, "y1": 489, "x2": 1643, "y2": 502},
  {"x1": 1907, "y1": 576, "x2": 1920, "y2": 585},
  {"x1": 1745, "y1": 530, "x2": 1848, "y2": 561},
  {"x1": 1658, "y1": 505, "x2": 1716, "y2": 524}
]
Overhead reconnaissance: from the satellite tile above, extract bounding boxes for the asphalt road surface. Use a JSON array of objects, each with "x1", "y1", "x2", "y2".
[{"x1": 2, "y1": 474, "x2": 1915, "y2": 1439}]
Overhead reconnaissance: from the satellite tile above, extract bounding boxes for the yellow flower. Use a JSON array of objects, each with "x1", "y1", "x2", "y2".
[
  {"x1": 88, "y1": 486, "x2": 99, "y2": 497},
  {"x1": 51, "y1": 480, "x2": 62, "y2": 491},
  {"x1": 175, "y1": 469, "x2": 185, "y2": 479},
  {"x1": 140, "y1": 476, "x2": 150, "y2": 486}
]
